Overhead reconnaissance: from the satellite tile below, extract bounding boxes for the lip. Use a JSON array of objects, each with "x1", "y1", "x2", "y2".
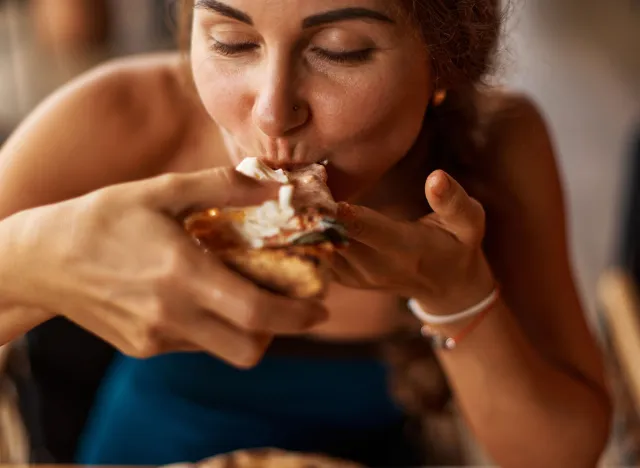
[
  {"x1": 262, "y1": 158, "x2": 328, "y2": 171},
  {"x1": 258, "y1": 138, "x2": 330, "y2": 169}
]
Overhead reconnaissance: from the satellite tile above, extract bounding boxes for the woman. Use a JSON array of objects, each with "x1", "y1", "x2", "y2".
[{"x1": 0, "y1": 0, "x2": 611, "y2": 466}]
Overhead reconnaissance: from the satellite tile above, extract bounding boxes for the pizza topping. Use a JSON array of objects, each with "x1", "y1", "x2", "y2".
[
  {"x1": 184, "y1": 157, "x2": 346, "y2": 250},
  {"x1": 287, "y1": 164, "x2": 337, "y2": 216},
  {"x1": 235, "y1": 157, "x2": 289, "y2": 183}
]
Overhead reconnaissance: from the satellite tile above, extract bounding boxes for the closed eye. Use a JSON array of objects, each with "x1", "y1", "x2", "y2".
[
  {"x1": 311, "y1": 47, "x2": 375, "y2": 64},
  {"x1": 208, "y1": 39, "x2": 375, "y2": 65},
  {"x1": 209, "y1": 39, "x2": 258, "y2": 56}
]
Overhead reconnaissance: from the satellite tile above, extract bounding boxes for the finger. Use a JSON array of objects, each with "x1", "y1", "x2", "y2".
[
  {"x1": 338, "y1": 241, "x2": 390, "y2": 288},
  {"x1": 331, "y1": 252, "x2": 366, "y2": 289},
  {"x1": 142, "y1": 167, "x2": 282, "y2": 215},
  {"x1": 158, "y1": 336, "x2": 200, "y2": 353},
  {"x1": 332, "y1": 243, "x2": 388, "y2": 292},
  {"x1": 337, "y1": 240, "x2": 376, "y2": 274},
  {"x1": 424, "y1": 170, "x2": 484, "y2": 245},
  {"x1": 186, "y1": 252, "x2": 329, "y2": 334},
  {"x1": 172, "y1": 307, "x2": 273, "y2": 369},
  {"x1": 336, "y1": 202, "x2": 404, "y2": 248}
]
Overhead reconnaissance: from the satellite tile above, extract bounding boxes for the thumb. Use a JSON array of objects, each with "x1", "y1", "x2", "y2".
[
  {"x1": 423, "y1": 170, "x2": 485, "y2": 245},
  {"x1": 141, "y1": 167, "x2": 282, "y2": 215}
]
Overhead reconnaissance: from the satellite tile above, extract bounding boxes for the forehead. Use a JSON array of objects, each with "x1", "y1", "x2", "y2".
[{"x1": 194, "y1": 0, "x2": 408, "y2": 23}]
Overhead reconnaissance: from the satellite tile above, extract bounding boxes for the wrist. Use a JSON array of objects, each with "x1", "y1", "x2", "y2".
[
  {"x1": 0, "y1": 213, "x2": 57, "y2": 327},
  {"x1": 0, "y1": 212, "x2": 40, "y2": 305},
  {"x1": 406, "y1": 253, "x2": 498, "y2": 349},
  {"x1": 412, "y1": 252, "x2": 496, "y2": 317},
  {"x1": 409, "y1": 287, "x2": 501, "y2": 350},
  {"x1": 420, "y1": 293, "x2": 501, "y2": 337},
  {"x1": 0, "y1": 214, "x2": 19, "y2": 300}
]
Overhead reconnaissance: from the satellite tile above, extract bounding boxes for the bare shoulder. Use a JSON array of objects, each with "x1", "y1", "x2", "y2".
[
  {"x1": 0, "y1": 53, "x2": 195, "y2": 216},
  {"x1": 63, "y1": 52, "x2": 191, "y2": 138},
  {"x1": 13, "y1": 52, "x2": 190, "y2": 153},
  {"x1": 472, "y1": 91, "x2": 608, "y2": 395},
  {"x1": 480, "y1": 90, "x2": 554, "y2": 157},
  {"x1": 471, "y1": 90, "x2": 563, "y2": 219}
]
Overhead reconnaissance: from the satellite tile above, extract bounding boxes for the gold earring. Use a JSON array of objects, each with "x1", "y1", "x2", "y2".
[{"x1": 432, "y1": 89, "x2": 447, "y2": 107}]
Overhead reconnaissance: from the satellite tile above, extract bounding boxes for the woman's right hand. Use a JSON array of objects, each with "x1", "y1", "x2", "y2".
[{"x1": 0, "y1": 168, "x2": 328, "y2": 368}]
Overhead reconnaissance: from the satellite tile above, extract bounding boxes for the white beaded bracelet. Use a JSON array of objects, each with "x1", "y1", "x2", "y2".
[{"x1": 407, "y1": 288, "x2": 500, "y2": 326}]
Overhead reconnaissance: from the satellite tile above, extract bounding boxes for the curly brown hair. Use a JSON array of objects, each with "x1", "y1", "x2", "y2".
[{"x1": 176, "y1": 0, "x2": 502, "y2": 463}]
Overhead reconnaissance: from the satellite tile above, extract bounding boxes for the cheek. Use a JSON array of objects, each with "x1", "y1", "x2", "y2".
[
  {"x1": 313, "y1": 65, "x2": 430, "y2": 196},
  {"x1": 191, "y1": 50, "x2": 251, "y2": 133},
  {"x1": 190, "y1": 38, "x2": 431, "y2": 200}
]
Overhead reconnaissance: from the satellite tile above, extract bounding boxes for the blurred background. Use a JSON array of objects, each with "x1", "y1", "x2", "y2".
[{"x1": 0, "y1": 0, "x2": 639, "y2": 465}]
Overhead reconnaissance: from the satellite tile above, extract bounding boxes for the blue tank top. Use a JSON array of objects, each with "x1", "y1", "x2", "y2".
[{"x1": 76, "y1": 350, "x2": 425, "y2": 467}]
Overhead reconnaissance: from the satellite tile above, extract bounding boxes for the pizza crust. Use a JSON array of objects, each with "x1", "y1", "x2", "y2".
[
  {"x1": 220, "y1": 244, "x2": 333, "y2": 299},
  {"x1": 183, "y1": 159, "x2": 346, "y2": 300}
]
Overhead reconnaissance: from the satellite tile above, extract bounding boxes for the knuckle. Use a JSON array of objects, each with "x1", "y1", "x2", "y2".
[
  {"x1": 145, "y1": 298, "x2": 170, "y2": 331},
  {"x1": 239, "y1": 294, "x2": 267, "y2": 332},
  {"x1": 215, "y1": 166, "x2": 238, "y2": 182},
  {"x1": 215, "y1": 167, "x2": 278, "y2": 208},
  {"x1": 215, "y1": 166, "x2": 237, "y2": 184},
  {"x1": 159, "y1": 245, "x2": 191, "y2": 281},
  {"x1": 131, "y1": 327, "x2": 163, "y2": 359},
  {"x1": 155, "y1": 172, "x2": 181, "y2": 188},
  {"x1": 342, "y1": 206, "x2": 365, "y2": 237},
  {"x1": 449, "y1": 191, "x2": 468, "y2": 215},
  {"x1": 138, "y1": 297, "x2": 177, "y2": 357},
  {"x1": 80, "y1": 190, "x2": 112, "y2": 229},
  {"x1": 60, "y1": 191, "x2": 117, "y2": 264},
  {"x1": 84, "y1": 186, "x2": 110, "y2": 210},
  {"x1": 233, "y1": 338, "x2": 268, "y2": 369},
  {"x1": 154, "y1": 173, "x2": 188, "y2": 199}
]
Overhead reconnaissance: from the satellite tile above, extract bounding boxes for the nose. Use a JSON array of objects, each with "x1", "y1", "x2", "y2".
[{"x1": 252, "y1": 58, "x2": 309, "y2": 138}]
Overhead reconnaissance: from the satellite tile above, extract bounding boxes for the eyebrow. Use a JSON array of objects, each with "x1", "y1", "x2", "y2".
[
  {"x1": 303, "y1": 7, "x2": 395, "y2": 29},
  {"x1": 194, "y1": 0, "x2": 253, "y2": 25},
  {"x1": 194, "y1": 1, "x2": 395, "y2": 29}
]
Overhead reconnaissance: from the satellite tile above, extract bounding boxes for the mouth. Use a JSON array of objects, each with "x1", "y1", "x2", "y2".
[
  {"x1": 250, "y1": 137, "x2": 331, "y2": 171},
  {"x1": 263, "y1": 158, "x2": 329, "y2": 171}
]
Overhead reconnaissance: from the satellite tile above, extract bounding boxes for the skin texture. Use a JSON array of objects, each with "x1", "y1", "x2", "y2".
[
  {"x1": 190, "y1": 0, "x2": 430, "y2": 201},
  {"x1": 0, "y1": 0, "x2": 611, "y2": 466}
]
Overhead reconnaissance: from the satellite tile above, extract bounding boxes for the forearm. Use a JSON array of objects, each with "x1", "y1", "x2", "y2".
[{"x1": 435, "y1": 300, "x2": 611, "y2": 468}]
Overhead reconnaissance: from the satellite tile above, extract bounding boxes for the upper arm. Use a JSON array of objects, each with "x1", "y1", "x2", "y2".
[
  {"x1": 0, "y1": 56, "x2": 185, "y2": 219},
  {"x1": 477, "y1": 94, "x2": 607, "y2": 392}
]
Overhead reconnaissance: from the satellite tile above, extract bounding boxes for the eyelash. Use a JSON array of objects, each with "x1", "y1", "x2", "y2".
[
  {"x1": 309, "y1": 46, "x2": 374, "y2": 64},
  {"x1": 209, "y1": 40, "x2": 374, "y2": 64},
  {"x1": 210, "y1": 40, "x2": 258, "y2": 55}
]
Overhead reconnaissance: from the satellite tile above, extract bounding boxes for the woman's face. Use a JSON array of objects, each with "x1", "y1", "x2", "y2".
[{"x1": 190, "y1": 0, "x2": 431, "y2": 200}]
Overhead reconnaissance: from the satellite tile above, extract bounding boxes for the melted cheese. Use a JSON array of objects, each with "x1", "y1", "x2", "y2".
[
  {"x1": 235, "y1": 157, "x2": 289, "y2": 183},
  {"x1": 229, "y1": 158, "x2": 300, "y2": 248}
]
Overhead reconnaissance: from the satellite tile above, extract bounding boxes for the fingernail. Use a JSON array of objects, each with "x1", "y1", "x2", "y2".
[{"x1": 429, "y1": 172, "x2": 450, "y2": 197}]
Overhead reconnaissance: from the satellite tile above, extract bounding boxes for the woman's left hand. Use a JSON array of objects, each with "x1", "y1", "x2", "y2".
[{"x1": 333, "y1": 170, "x2": 495, "y2": 316}]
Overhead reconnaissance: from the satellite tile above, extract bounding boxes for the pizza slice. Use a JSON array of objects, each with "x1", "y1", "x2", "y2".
[{"x1": 183, "y1": 158, "x2": 347, "y2": 299}]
